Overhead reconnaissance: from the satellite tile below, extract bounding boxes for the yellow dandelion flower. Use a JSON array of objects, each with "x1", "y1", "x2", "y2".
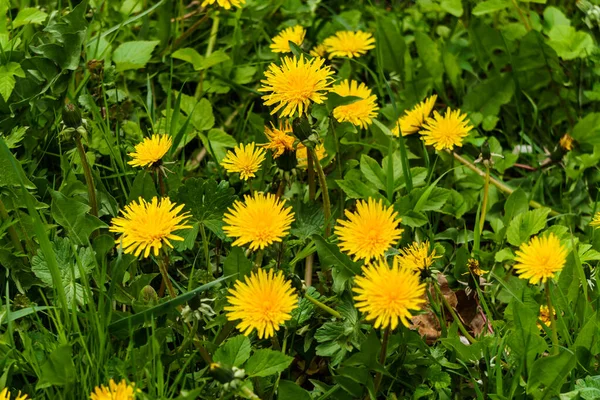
[
  {"x1": 223, "y1": 192, "x2": 294, "y2": 250},
  {"x1": 128, "y1": 134, "x2": 172, "y2": 168},
  {"x1": 259, "y1": 55, "x2": 334, "y2": 117},
  {"x1": 221, "y1": 143, "x2": 266, "y2": 180},
  {"x1": 391, "y1": 95, "x2": 437, "y2": 136},
  {"x1": 335, "y1": 198, "x2": 403, "y2": 261},
  {"x1": 0, "y1": 389, "x2": 27, "y2": 400},
  {"x1": 331, "y1": 80, "x2": 379, "y2": 129},
  {"x1": 309, "y1": 43, "x2": 327, "y2": 58},
  {"x1": 110, "y1": 197, "x2": 191, "y2": 258},
  {"x1": 591, "y1": 212, "x2": 600, "y2": 228},
  {"x1": 513, "y1": 233, "x2": 568, "y2": 284},
  {"x1": 270, "y1": 25, "x2": 306, "y2": 53},
  {"x1": 323, "y1": 30, "x2": 375, "y2": 59},
  {"x1": 466, "y1": 258, "x2": 488, "y2": 276},
  {"x1": 201, "y1": 0, "x2": 244, "y2": 9},
  {"x1": 90, "y1": 379, "x2": 137, "y2": 400},
  {"x1": 261, "y1": 122, "x2": 295, "y2": 158},
  {"x1": 296, "y1": 142, "x2": 327, "y2": 169},
  {"x1": 354, "y1": 257, "x2": 426, "y2": 330},
  {"x1": 225, "y1": 269, "x2": 298, "y2": 339},
  {"x1": 396, "y1": 241, "x2": 439, "y2": 272},
  {"x1": 537, "y1": 305, "x2": 555, "y2": 331},
  {"x1": 559, "y1": 133, "x2": 574, "y2": 151},
  {"x1": 420, "y1": 108, "x2": 473, "y2": 151}
]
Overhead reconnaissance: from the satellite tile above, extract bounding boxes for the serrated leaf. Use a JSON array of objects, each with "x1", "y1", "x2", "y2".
[
  {"x1": 506, "y1": 208, "x2": 550, "y2": 246},
  {"x1": 571, "y1": 113, "x2": 600, "y2": 146},
  {"x1": 113, "y1": 40, "x2": 159, "y2": 72},
  {"x1": 360, "y1": 154, "x2": 386, "y2": 191},
  {"x1": 13, "y1": 7, "x2": 48, "y2": 27},
  {"x1": 245, "y1": 349, "x2": 293, "y2": 377},
  {"x1": 312, "y1": 234, "x2": 362, "y2": 275},
  {"x1": 291, "y1": 202, "x2": 325, "y2": 241},
  {"x1": 214, "y1": 335, "x2": 251, "y2": 367}
]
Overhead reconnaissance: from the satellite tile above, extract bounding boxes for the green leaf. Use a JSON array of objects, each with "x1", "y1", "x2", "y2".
[
  {"x1": 571, "y1": 113, "x2": 600, "y2": 146},
  {"x1": 127, "y1": 171, "x2": 158, "y2": 203},
  {"x1": 277, "y1": 380, "x2": 312, "y2": 400},
  {"x1": 414, "y1": 31, "x2": 443, "y2": 80},
  {"x1": 312, "y1": 234, "x2": 362, "y2": 275},
  {"x1": 506, "y1": 301, "x2": 547, "y2": 370},
  {"x1": 472, "y1": 0, "x2": 511, "y2": 16},
  {"x1": 335, "y1": 178, "x2": 381, "y2": 200},
  {"x1": 462, "y1": 75, "x2": 515, "y2": 123},
  {"x1": 200, "y1": 129, "x2": 236, "y2": 162},
  {"x1": 245, "y1": 349, "x2": 293, "y2": 377},
  {"x1": 50, "y1": 190, "x2": 107, "y2": 246},
  {"x1": 527, "y1": 351, "x2": 576, "y2": 399},
  {"x1": 172, "y1": 48, "x2": 229, "y2": 71},
  {"x1": 291, "y1": 202, "x2": 325, "y2": 241},
  {"x1": 171, "y1": 178, "x2": 236, "y2": 239},
  {"x1": 223, "y1": 247, "x2": 253, "y2": 282},
  {"x1": 375, "y1": 16, "x2": 405, "y2": 74},
  {"x1": 214, "y1": 335, "x2": 252, "y2": 367},
  {"x1": 441, "y1": 0, "x2": 463, "y2": 16},
  {"x1": 360, "y1": 154, "x2": 386, "y2": 191},
  {"x1": 506, "y1": 208, "x2": 551, "y2": 246},
  {"x1": 0, "y1": 62, "x2": 24, "y2": 102},
  {"x1": 12, "y1": 7, "x2": 48, "y2": 27},
  {"x1": 113, "y1": 40, "x2": 160, "y2": 72},
  {"x1": 0, "y1": 139, "x2": 35, "y2": 189},
  {"x1": 37, "y1": 345, "x2": 76, "y2": 388},
  {"x1": 504, "y1": 188, "x2": 528, "y2": 225},
  {"x1": 547, "y1": 26, "x2": 594, "y2": 60},
  {"x1": 179, "y1": 95, "x2": 215, "y2": 132}
]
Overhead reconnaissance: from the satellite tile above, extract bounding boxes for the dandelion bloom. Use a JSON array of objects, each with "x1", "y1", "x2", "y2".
[
  {"x1": 90, "y1": 379, "x2": 137, "y2": 400},
  {"x1": 262, "y1": 122, "x2": 295, "y2": 158},
  {"x1": 128, "y1": 134, "x2": 172, "y2": 168},
  {"x1": 0, "y1": 389, "x2": 27, "y2": 400},
  {"x1": 354, "y1": 258, "x2": 426, "y2": 330},
  {"x1": 221, "y1": 143, "x2": 266, "y2": 180},
  {"x1": 201, "y1": 0, "x2": 244, "y2": 9},
  {"x1": 335, "y1": 198, "x2": 403, "y2": 261},
  {"x1": 309, "y1": 43, "x2": 327, "y2": 58},
  {"x1": 223, "y1": 192, "x2": 294, "y2": 250},
  {"x1": 323, "y1": 30, "x2": 375, "y2": 58},
  {"x1": 296, "y1": 142, "x2": 327, "y2": 169},
  {"x1": 225, "y1": 269, "x2": 298, "y2": 338},
  {"x1": 513, "y1": 233, "x2": 568, "y2": 284},
  {"x1": 270, "y1": 25, "x2": 306, "y2": 53},
  {"x1": 591, "y1": 212, "x2": 600, "y2": 228},
  {"x1": 331, "y1": 80, "x2": 379, "y2": 129},
  {"x1": 467, "y1": 258, "x2": 488, "y2": 276},
  {"x1": 391, "y1": 95, "x2": 437, "y2": 136},
  {"x1": 110, "y1": 197, "x2": 191, "y2": 258},
  {"x1": 559, "y1": 133, "x2": 574, "y2": 151},
  {"x1": 259, "y1": 55, "x2": 334, "y2": 117},
  {"x1": 420, "y1": 108, "x2": 472, "y2": 151},
  {"x1": 537, "y1": 305, "x2": 555, "y2": 331},
  {"x1": 397, "y1": 241, "x2": 439, "y2": 272}
]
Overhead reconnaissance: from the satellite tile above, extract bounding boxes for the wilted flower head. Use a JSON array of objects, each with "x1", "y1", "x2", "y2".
[{"x1": 262, "y1": 122, "x2": 295, "y2": 158}]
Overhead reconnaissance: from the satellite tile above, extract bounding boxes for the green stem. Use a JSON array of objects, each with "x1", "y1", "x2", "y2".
[
  {"x1": 74, "y1": 134, "x2": 98, "y2": 218},
  {"x1": 157, "y1": 169, "x2": 167, "y2": 197},
  {"x1": 254, "y1": 249, "x2": 264, "y2": 270},
  {"x1": 479, "y1": 164, "x2": 490, "y2": 233},
  {"x1": 305, "y1": 293, "x2": 341, "y2": 319},
  {"x1": 433, "y1": 279, "x2": 476, "y2": 344},
  {"x1": 545, "y1": 280, "x2": 560, "y2": 355},
  {"x1": 0, "y1": 197, "x2": 25, "y2": 257},
  {"x1": 158, "y1": 254, "x2": 177, "y2": 299},
  {"x1": 373, "y1": 326, "x2": 391, "y2": 395},
  {"x1": 451, "y1": 151, "x2": 559, "y2": 217},
  {"x1": 307, "y1": 149, "x2": 316, "y2": 202},
  {"x1": 199, "y1": 223, "x2": 211, "y2": 276},
  {"x1": 311, "y1": 148, "x2": 332, "y2": 237}
]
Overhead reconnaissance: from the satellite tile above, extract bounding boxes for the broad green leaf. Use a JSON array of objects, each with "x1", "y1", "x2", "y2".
[
  {"x1": 214, "y1": 335, "x2": 252, "y2": 367},
  {"x1": 0, "y1": 138, "x2": 35, "y2": 188},
  {"x1": 571, "y1": 113, "x2": 600, "y2": 146},
  {"x1": 506, "y1": 301, "x2": 547, "y2": 370},
  {"x1": 277, "y1": 380, "x2": 312, "y2": 400},
  {"x1": 245, "y1": 349, "x2": 293, "y2": 377},
  {"x1": 113, "y1": 40, "x2": 160, "y2": 72},
  {"x1": 200, "y1": 129, "x2": 236, "y2": 162},
  {"x1": 414, "y1": 31, "x2": 443, "y2": 80},
  {"x1": 291, "y1": 202, "x2": 325, "y2": 241},
  {"x1": 0, "y1": 62, "x2": 24, "y2": 102},
  {"x1": 463, "y1": 75, "x2": 515, "y2": 123},
  {"x1": 375, "y1": 16, "x2": 405, "y2": 74},
  {"x1": 504, "y1": 188, "x2": 528, "y2": 224},
  {"x1": 179, "y1": 94, "x2": 215, "y2": 132},
  {"x1": 527, "y1": 351, "x2": 576, "y2": 399},
  {"x1": 472, "y1": 0, "x2": 511, "y2": 16},
  {"x1": 547, "y1": 26, "x2": 594, "y2": 60},
  {"x1": 312, "y1": 234, "x2": 362, "y2": 275},
  {"x1": 506, "y1": 208, "x2": 551, "y2": 246},
  {"x1": 12, "y1": 7, "x2": 48, "y2": 27},
  {"x1": 37, "y1": 345, "x2": 76, "y2": 388},
  {"x1": 222, "y1": 247, "x2": 253, "y2": 282},
  {"x1": 360, "y1": 154, "x2": 386, "y2": 191},
  {"x1": 127, "y1": 171, "x2": 158, "y2": 203},
  {"x1": 441, "y1": 0, "x2": 463, "y2": 16},
  {"x1": 172, "y1": 48, "x2": 229, "y2": 71},
  {"x1": 50, "y1": 190, "x2": 107, "y2": 246},
  {"x1": 335, "y1": 178, "x2": 381, "y2": 200}
]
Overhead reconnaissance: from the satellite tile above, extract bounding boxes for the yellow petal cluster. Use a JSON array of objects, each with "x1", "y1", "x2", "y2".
[
  {"x1": 513, "y1": 233, "x2": 568, "y2": 284},
  {"x1": 270, "y1": 25, "x2": 306, "y2": 53},
  {"x1": 323, "y1": 30, "x2": 375, "y2": 58},
  {"x1": 90, "y1": 379, "x2": 137, "y2": 400},
  {"x1": 391, "y1": 95, "x2": 437, "y2": 137},
  {"x1": 128, "y1": 134, "x2": 172, "y2": 168},
  {"x1": 331, "y1": 80, "x2": 379, "y2": 129},
  {"x1": 221, "y1": 143, "x2": 266, "y2": 180}
]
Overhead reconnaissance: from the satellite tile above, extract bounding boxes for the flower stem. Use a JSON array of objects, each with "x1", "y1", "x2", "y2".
[
  {"x1": 545, "y1": 280, "x2": 560, "y2": 355},
  {"x1": 451, "y1": 151, "x2": 559, "y2": 217},
  {"x1": 158, "y1": 254, "x2": 177, "y2": 299},
  {"x1": 304, "y1": 293, "x2": 341, "y2": 319},
  {"x1": 374, "y1": 326, "x2": 391, "y2": 395},
  {"x1": 433, "y1": 279, "x2": 476, "y2": 344},
  {"x1": 311, "y1": 147, "x2": 331, "y2": 237},
  {"x1": 307, "y1": 149, "x2": 316, "y2": 201},
  {"x1": 157, "y1": 170, "x2": 167, "y2": 197},
  {"x1": 74, "y1": 134, "x2": 98, "y2": 218},
  {"x1": 479, "y1": 164, "x2": 490, "y2": 233},
  {"x1": 199, "y1": 223, "x2": 211, "y2": 276},
  {"x1": 254, "y1": 249, "x2": 264, "y2": 270}
]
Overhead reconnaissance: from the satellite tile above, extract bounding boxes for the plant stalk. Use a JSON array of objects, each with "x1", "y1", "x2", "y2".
[
  {"x1": 74, "y1": 134, "x2": 98, "y2": 218},
  {"x1": 304, "y1": 293, "x2": 341, "y2": 319},
  {"x1": 545, "y1": 280, "x2": 560, "y2": 355},
  {"x1": 199, "y1": 223, "x2": 211, "y2": 276},
  {"x1": 479, "y1": 164, "x2": 490, "y2": 233},
  {"x1": 158, "y1": 254, "x2": 177, "y2": 299},
  {"x1": 373, "y1": 326, "x2": 391, "y2": 395},
  {"x1": 433, "y1": 279, "x2": 476, "y2": 344},
  {"x1": 311, "y1": 147, "x2": 331, "y2": 237}
]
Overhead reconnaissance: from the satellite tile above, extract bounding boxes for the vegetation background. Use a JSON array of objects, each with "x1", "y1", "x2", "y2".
[{"x1": 1, "y1": 0, "x2": 600, "y2": 398}]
